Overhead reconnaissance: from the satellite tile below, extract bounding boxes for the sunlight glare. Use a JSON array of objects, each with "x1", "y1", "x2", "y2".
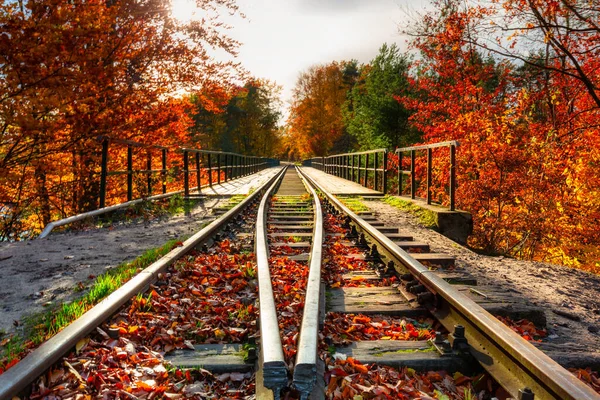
[{"x1": 170, "y1": 0, "x2": 199, "y2": 24}]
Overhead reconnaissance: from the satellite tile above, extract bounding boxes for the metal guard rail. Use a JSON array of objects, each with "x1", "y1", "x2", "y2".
[
  {"x1": 302, "y1": 141, "x2": 459, "y2": 211},
  {"x1": 98, "y1": 136, "x2": 277, "y2": 208}
]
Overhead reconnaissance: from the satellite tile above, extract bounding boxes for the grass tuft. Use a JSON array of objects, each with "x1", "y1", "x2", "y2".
[
  {"x1": 0, "y1": 238, "x2": 182, "y2": 371},
  {"x1": 383, "y1": 195, "x2": 438, "y2": 229}
]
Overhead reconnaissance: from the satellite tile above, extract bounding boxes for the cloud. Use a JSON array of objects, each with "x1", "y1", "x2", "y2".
[{"x1": 295, "y1": 0, "x2": 393, "y2": 14}]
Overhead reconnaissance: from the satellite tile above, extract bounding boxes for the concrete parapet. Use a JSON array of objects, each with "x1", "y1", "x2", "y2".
[{"x1": 383, "y1": 195, "x2": 472, "y2": 244}]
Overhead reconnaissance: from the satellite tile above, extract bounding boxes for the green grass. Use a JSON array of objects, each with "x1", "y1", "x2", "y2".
[
  {"x1": 0, "y1": 238, "x2": 183, "y2": 369},
  {"x1": 382, "y1": 195, "x2": 438, "y2": 229},
  {"x1": 339, "y1": 196, "x2": 370, "y2": 212}
]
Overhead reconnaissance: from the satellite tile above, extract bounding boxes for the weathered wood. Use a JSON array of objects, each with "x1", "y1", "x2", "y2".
[
  {"x1": 333, "y1": 340, "x2": 477, "y2": 373},
  {"x1": 411, "y1": 253, "x2": 455, "y2": 268},
  {"x1": 269, "y1": 225, "x2": 313, "y2": 231},
  {"x1": 271, "y1": 242, "x2": 311, "y2": 248},
  {"x1": 165, "y1": 344, "x2": 253, "y2": 373},
  {"x1": 342, "y1": 270, "x2": 476, "y2": 286},
  {"x1": 327, "y1": 287, "x2": 425, "y2": 316},
  {"x1": 383, "y1": 233, "x2": 414, "y2": 241}
]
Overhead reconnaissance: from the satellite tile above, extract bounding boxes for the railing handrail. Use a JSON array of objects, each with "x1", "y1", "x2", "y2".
[
  {"x1": 396, "y1": 140, "x2": 459, "y2": 152},
  {"x1": 302, "y1": 140, "x2": 458, "y2": 211},
  {"x1": 97, "y1": 135, "x2": 169, "y2": 150},
  {"x1": 179, "y1": 147, "x2": 263, "y2": 158},
  {"x1": 307, "y1": 148, "x2": 387, "y2": 159}
]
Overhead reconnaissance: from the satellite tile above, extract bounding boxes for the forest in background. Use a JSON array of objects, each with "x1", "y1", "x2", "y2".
[
  {"x1": 285, "y1": 0, "x2": 600, "y2": 272},
  {"x1": 1, "y1": 0, "x2": 599, "y2": 273}
]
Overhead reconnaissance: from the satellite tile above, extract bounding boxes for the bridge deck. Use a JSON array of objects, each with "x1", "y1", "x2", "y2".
[
  {"x1": 300, "y1": 167, "x2": 381, "y2": 196},
  {"x1": 198, "y1": 166, "x2": 283, "y2": 196}
]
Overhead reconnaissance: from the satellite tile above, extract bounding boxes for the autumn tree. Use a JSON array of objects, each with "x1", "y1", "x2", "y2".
[
  {"x1": 344, "y1": 44, "x2": 420, "y2": 150},
  {"x1": 190, "y1": 79, "x2": 282, "y2": 157},
  {"x1": 0, "y1": 0, "x2": 242, "y2": 239},
  {"x1": 287, "y1": 61, "x2": 358, "y2": 158},
  {"x1": 403, "y1": 0, "x2": 600, "y2": 270}
]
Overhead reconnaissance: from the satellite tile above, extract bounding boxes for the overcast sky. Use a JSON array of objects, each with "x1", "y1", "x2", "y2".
[{"x1": 220, "y1": 0, "x2": 431, "y2": 115}]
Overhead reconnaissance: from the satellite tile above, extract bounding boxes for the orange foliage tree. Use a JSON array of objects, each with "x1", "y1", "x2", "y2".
[
  {"x1": 0, "y1": 0, "x2": 242, "y2": 239},
  {"x1": 401, "y1": 0, "x2": 600, "y2": 270},
  {"x1": 287, "y1": 61, "x2": 358, "y2": 159}
]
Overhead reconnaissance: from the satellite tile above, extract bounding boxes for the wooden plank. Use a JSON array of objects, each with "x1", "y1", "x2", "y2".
[
  {"x1": 412, "y1": 253, "x2": 455, "y2": 267},
  {"x1": 327, "y1": 287, "x2": 426, "y2": 316},
  {"x1": 333, "y1": 340, "x2": 476, "y2": 373},
  {"x1": 269, "y1": 225, "x2": 313, "y2": 231},
  {"x1": 384, "y1": 233, "x2": 414, "y2": 241},
  {"x1": 165, "y1": 344, "x2": 253, "y2": 373},
  {"x1": 342, "y1": 269, "x2": 477, "y2": 285},
  {"x1": 272, "y1": 242, "x2": 311, "y2": 248}
]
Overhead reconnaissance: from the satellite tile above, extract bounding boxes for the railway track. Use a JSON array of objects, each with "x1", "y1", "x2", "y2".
[{"x1": 0, "y1": 166, "x2": 598, "y2": 399}]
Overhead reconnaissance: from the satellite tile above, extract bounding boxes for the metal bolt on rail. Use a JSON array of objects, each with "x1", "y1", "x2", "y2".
[
  {"x1": 450, "y1": 325, "x2": 470, "y2": 353},
  {"x1": 519, "y1": 388, "x2": 535, "y2": 400}
]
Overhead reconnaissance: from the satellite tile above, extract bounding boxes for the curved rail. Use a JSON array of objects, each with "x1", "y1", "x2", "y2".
[
  {"x1": 292, "y1": 166, "x2": 324, "y2": 399},
  {"x1": 298, "y1": 167, "x2": 600, "y2": 400},
  {"x1": 255, "y1": 166, "x2": 289, "y2": 396},
  {"x1": 0, "y1": 166, "x2": 285, "y2": 400}
]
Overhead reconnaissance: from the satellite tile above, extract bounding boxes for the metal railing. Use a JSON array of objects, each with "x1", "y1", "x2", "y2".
[
  {"x1": 98, "y1": 136, "x2": 277, "y2": 207},
  {"x1": 303, "y1": 141, "x2": 459, "y2": 211},
  {"x1": 180, "y1": 148, "x2": 273, "y2": 198},
  {"x1": 396, "y1": 141, "x2": 458, "y2": 211},
  {"x1": 303, "y1": 149, "x2": 388, "y2": 193}
]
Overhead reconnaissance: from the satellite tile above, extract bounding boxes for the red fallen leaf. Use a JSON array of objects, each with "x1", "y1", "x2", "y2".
[
  {"x1": 329, "y1": 367, "x2": 349, "y2": 377},
  {"x1": 136, "y1": 380, "x2": 156, "y2": 391},
  {"x1": 353, "y1": 315, "x2": 370, "y2": 324},
  {"x1": 3, "y1": 358, "x2": 19, "y2": 371},
  {"x1": 426, "y1": 371, "x2": 443, "y2": 382},
  {"x1": 454, "y1": 375, "x2": 472, "y2": 386}
]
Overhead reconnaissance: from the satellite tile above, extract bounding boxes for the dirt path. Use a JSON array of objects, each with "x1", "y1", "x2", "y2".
[{"x1": 0, "y1": 197, "x2": 227, "y2": 336}]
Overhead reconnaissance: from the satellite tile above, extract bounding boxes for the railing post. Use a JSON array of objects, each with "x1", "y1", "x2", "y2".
[
  {"x1": 224, "y1": 154, "x2": 229, "y2": 182},
  {"x1": 196, "y1": 152, "x2": 201, "y2": 192},
  {"x1": 351, "y1": 154, "x2": 355, "y2": 182},
  {"x1": 410, "y1": 150, "x2": 416, "y2": 200},
  {"x1": 345, "y1": 155, "x2": 348, "y2": 179},
  {"x1": 162, "y1": 148, "x2": 167, "y2": 194},
  {"x1": 99, "y1": 138, "x2": 109, "y2": 208},
  {"x1": 383, "y1": 150, "x2": 388, "y2": 194},
  {"x1": 358, "y1": 155, "x2": 362, "y2": 184},
  {"x1": 217, "y1": 154, "x2": 221, "y2": 184},
  {"x1": 208, "y1": 153, "x2": 212, "y2": 186},
  {"x1": 374, "y1": 152, "x2": 379, "y2": 191},
  {"x1": 183, "y1": 150, "x2": 189, "y2": 198},
  {"x1": 127, "y1": 144, "x2": 133, "y2": 201},
  {"x1": 146, "y1": 150, "x2": 152, "y2": 196},
  {"x1": 450, "y1": 144, "x2": 456, "y2": 211},
  {"x1": 426, "y1": 148, "x2": 432, "y2": 205},
  {"x1": 364, "y1": 154, "x2": 369, "y2": 187},
  {"x1": 398, "y1": 151, "x2": 403, "y2": 196}
]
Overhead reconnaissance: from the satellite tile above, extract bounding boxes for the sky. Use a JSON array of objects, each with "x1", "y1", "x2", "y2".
[{"x1": 175, "y1": 0, "x2": 431, "y2": 116}]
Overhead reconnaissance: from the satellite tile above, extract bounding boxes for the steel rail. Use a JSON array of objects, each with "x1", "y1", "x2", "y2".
[
  {"x1": 255, "y1": 166, "x2": 289, "y2": 399},
  {"x1": 292, "y1": 166, "x2": 324, "y2": 399},
  {"x1": 0, "y1": 166, "x2": 285, "y2": 400},
  {"x1": 298, "y1": 167, "x2": 600, "y2": 400}
]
